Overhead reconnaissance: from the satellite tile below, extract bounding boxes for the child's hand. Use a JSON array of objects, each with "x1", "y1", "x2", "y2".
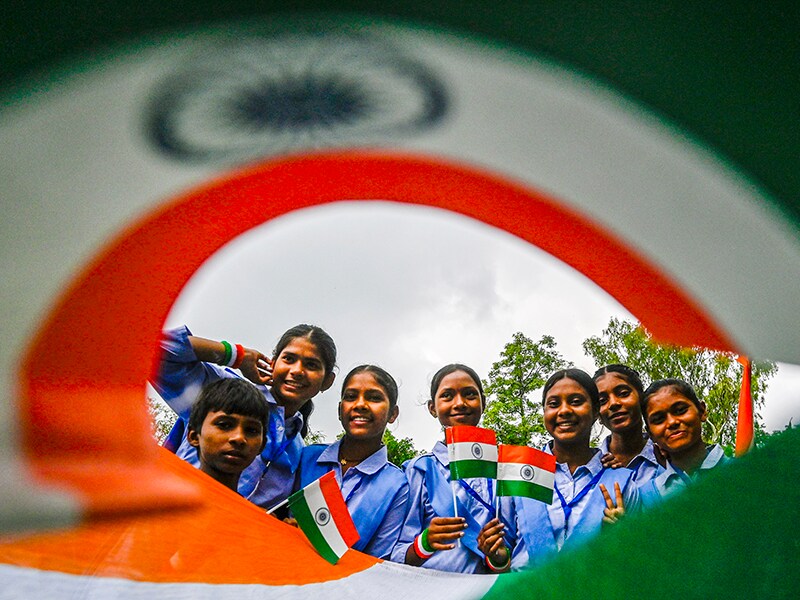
[
  {"x1": 239, "y1": 349, "x2": 273, "y2": 385},
  {"x1": 282, "y1": 517, "x2": 298, "y2": 528},
  {"x1": 600, "y1": 452, "x2": 624, "y2": 469},
  {"x1": 426, "y1": 516, "x2": 467, "y2": 551},
  {"x1": 599, "y1": 482, "x2": 626, "y2": 525},
  {"x1": 477, "y1": 518, "x2": 509, "y2": 570}
]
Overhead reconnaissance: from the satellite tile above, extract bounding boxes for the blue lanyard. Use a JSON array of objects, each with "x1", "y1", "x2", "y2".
[
  {"x1": 458, "y1": 479, "x2": 494, "y2": 514},
  {"x1": 343, "y1": 475, "x2": 365, "y2": 504},
  {"x1": 554, "y1": 467, "x2": 606, "y2": 534}
]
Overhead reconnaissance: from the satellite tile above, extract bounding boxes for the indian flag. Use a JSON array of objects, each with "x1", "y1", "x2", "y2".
[
  {"x1": 287, "y1": 471, "x2": 360, "y2": 565},
  {"x1": 496, "y1": 445, "x2": 556, "y2": 504},
  {"x1": 446, "y1": 426, "x2": 498, "y2": 480}
]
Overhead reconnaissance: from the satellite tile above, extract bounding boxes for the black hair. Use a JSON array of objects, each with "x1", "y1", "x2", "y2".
[
  {"x1": 593, "y1": 364, "x2": 645, "y2": 400},
  {"x1": 188, "y1": 378, "x2": 269, "y2": 444},
  {"x1": 429, "y1": 364, "x2": 486, "y2": 404},
  {"x1": 542, "y1": 368, "x2": 600, "y2": 411},
  {"x1": 273, "y1": 324, "x2": 337, "y2": 439},
  {"x1": 641, "y1": 378, "x2": 702, "y2": 420},
  {"x1": 341, "y1": 365, "x2": 399, "y2": 410}
]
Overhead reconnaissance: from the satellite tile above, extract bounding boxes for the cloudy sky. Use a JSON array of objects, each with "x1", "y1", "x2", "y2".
[{"x1": 161, "y1": 201, "x2": 800, "y2": 449}]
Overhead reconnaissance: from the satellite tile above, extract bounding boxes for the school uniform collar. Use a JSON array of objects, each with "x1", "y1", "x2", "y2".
[
  {"x1": 657, "y1": 444, "x2": 727, "y2": 490},
  {"x1": 543, "y1": 441, "x2": 603, "y2": 478},
  {"x1": 317, "y1": 438, "x2": 389, "y2": 475},
  {"x1": 432, "y1": 440, "x2": 450, "y2": 467},
  {"x1": 600, "y1": 434, "x2": 660, "y2": 467}
]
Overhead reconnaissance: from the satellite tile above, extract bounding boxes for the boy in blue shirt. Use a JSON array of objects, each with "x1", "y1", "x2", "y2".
[{"x1": 186, "y1": 378, "x2": 269, "y2": 492}]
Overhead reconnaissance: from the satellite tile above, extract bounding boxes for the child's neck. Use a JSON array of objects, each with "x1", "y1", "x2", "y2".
[
  {"x1": 200, "y1": 464, "x2": 240, "y2": 492},
  {"x1": 338, "y1": 435, "x2": 382, "y2": 474},
  {"x1": 609, "y1": 427, "x2": 646, "y2": 465},
  {"x1": 552, "y1": 440, "x2": 595, "y2": 475},
  {"x1": 670, "y1": 442, "x2": 709, "y2": 476}
]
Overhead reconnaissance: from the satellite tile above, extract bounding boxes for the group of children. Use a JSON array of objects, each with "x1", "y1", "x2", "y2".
[{"x1": 153, "y1": 324, "x2": 728, "y2": 573}]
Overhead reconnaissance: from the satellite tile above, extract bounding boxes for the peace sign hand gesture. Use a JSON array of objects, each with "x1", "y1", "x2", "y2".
[{"x1": 599, "y1": 482, "x2": 626, "y2": 526}]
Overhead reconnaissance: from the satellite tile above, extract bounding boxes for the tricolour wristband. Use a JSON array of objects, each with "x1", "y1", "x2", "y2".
[
  {"x1": 485, "y1": 552, "x2": 511, "y2": 573},
  {"x1": 231, "y1": 344, "x2": 245, "y2": 369},
  {"x1": 220, "y1": 340, "x2": 233, "y2": 366},
  {"x1": 413, "y1": 529, "x2": 435, "y2": 560}
]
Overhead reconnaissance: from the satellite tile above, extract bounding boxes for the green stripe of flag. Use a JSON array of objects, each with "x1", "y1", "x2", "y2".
[
  {"x1": 290, "y1": 493, "x2": 339, "y2": 565},
  {"x1": 450, "y1": 459, "x2": 497, "y2": 480},
  {"x1": 496, "y1": 479, "x2": 553, "y2": 504}
]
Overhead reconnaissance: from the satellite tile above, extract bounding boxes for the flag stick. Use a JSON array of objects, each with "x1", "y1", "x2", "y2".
[
  {"x1": 494, "y1": 479, "x2": 499, "y2": 520},
  {"x1": 451, "y1": 480, "x2": 461, "y2": 547},
  {"x1": 266, "y1": 497, "x2": 289, "y2": 515}
]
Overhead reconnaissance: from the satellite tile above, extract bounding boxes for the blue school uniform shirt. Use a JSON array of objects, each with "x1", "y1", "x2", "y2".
[
  {"x1": 599, "y1": 434, "x2": 663, "y2": 487},
  {"x1": 152, "y1": 325, "x2": 303, "y2": 509},
  {"x1": 640, "y1": 444, "x2": 729, "y2": 508},
  {"x1": 390, "y1": 441, "x2": 494, "y2": 574},
  {"x1": 504, "y1": 445, "x2": 640, "y2": 571},
  {"x1": 297, "y1": 439, "x2": 409, "y2": 559}
]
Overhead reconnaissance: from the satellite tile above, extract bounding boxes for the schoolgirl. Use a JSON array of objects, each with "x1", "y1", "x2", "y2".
[
  {"x1": 152, "y1": 324, "x2": 336, "y2": 509},
  {"x1": 639, "y1": 378, "x2": 729, "y2": 506},
  {"x1": 504, "y1": 368, "x2": 640, "y2": 570},
  {"x1": 296, "y1": 365, "x2": 409, "y2": 559},
  {"x1": 391, "y1": 364, "x2": 506, "y2": 574},
  {"x1": 594, "y1": 364, "x2": 663, "y2": 486}
]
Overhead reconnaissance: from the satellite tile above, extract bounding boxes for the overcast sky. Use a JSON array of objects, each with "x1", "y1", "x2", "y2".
[{"x1": 161, "y1": 201, "x2": 800, "y2": 449}]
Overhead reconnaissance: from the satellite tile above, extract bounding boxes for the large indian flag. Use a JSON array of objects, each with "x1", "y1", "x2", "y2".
[
  {"x1": 288, "y1": 471, "x2": 360, "y2": 565},
  {"x1": 0, "y1": 5, "x2": 798, "y2": 600},
  {"x1": 446, "y1": 426, "x2": 498, "y2": 480},
  {"x1": 496, "y1": 445, "x2": 556, "y2": 504}
]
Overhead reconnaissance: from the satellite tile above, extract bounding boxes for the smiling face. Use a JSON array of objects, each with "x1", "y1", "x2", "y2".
[
  {"x1": 271, "y1": 337, "x2": 335, "y2": 414},
  {"x1": 645, "y1": 387, "x2": 707, "y2": 457},
  {"x1": 428, "y1": 369, "x2": 484, "y2": 428},
  {"x1": 597, "y1": 372, "x2": 644, "y2": 433},
  {"x1": 188, "y1": 410, "x2": 264, "y2": 479},
  {"x1": 338, "y1": 372, "x2": 398, "y2": 441},
  {"x1": 543, "y1": 377, "x2": 597, "y2": 446}
]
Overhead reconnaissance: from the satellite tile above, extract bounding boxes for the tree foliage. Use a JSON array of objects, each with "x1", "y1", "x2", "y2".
[
  {"x1": 482, "y1": 332, "x2": 571, "y2": 446},
  {"x1": 582, "y1": 318, "x2": 778, "y2": 448},
  {"x1": 383, "y1": 429, "x2": 423, "y2": 467},
  {"x1": 147, "y1": 396, "x2": 178, "y2": 444}
]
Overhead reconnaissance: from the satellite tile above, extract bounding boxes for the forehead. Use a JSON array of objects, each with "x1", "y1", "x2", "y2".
[
  {"x1": 645, "y1": 387, "x2": 691, "y2": 414},
  {"x1": 547, "y1": 377, "x2": 587, "y2": 397},
  {"x1": 344, "y1": 371, "x2": 382, "y2": 390},
  {"x1": 437, "y1": 370, "x2": 478, "y2": 391},
  {"x1": 595, "y1": 372, "x2": 629, "y2": 390},
  {"x1": 278, "y1": 337, "x2": 322, "y2": 359},
  {"x1": 203, "y1": 410, "x2": 263, "y2": 427}
]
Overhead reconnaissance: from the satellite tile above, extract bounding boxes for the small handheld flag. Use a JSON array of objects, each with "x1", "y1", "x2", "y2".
[
  {"x1": 287, "y1": 471, "x2": 360, "y2": 564},
  {"x1": 496, "y1": 445, "x2": 556, "y2": 504},
  {"x1": 446, "y1": 425, "x2": 498, "y2": 480}
]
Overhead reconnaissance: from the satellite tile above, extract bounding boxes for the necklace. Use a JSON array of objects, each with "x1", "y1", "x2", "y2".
[{"x1": 339, "y1": 456, "x2": 363, "y2": 466}]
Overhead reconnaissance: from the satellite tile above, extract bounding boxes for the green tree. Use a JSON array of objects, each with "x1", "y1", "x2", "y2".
[
  {"x1": 483, "y1": 332, "x2": 571, "y2": 446},
  {"x1": 383, "y1": 429, "x2": 422, "y2": 467},
  {"x1": 582, "y1": 318, "x2": 778, "y2": 448},
  {"x1": 147, "y1": 395, "x2": 178, "y2": 444}
]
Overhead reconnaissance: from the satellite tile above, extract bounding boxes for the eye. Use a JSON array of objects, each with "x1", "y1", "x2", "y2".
[
  {"x1": 616, "y1": 386, "x2": 632, "y2": 398},
  {"x1": 546, "y1": 398, "x2": 559, "y2": 408},
  {"x1": 464, "y1": 388, "x2": 479, "y2": 399},
  {"x1": 212, "y1": 417, "x2": 235, "y2": 430},
  {"x1": 599, "y1": 393, "x2": 609, "y2": 404},
  {"x1": 304, "y1": 359, "x2": 323, "y2": 371},
  {"x1": 281, "y1": 353, "x2": 296, "y2": 364},
  {"x1": 366, "y1": 391, "x2": 386, "y2": 402},
  {"x1": 245, "y1": 426, "x2": 262, "y2": 437},
  {"x1": 342, "y1": 390, "x2": 357, "y2": 400},
  {"x1": 569, "y1": 394, "x2": 587, "y2": 405},
  {"x1": 439, "y1": 389, "x2": 453, "y2": 400},
  {"x1": 673, "y1": 403, "x2": 689, "y2": 415},
  {"x1": 649, "y1": 413, "x2": 665, "y2": 425}
]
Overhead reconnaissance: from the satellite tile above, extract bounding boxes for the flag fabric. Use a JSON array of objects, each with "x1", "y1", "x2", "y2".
[
  {"x1": 735, "y1": 356, "x2": 754, "y2": 457},
  {"x1": 287, "y1": 471, "x2": 360, "y2": 564},
  {"x1": 496, "y1": 445, "x2": 557, "y2": 504},
  {"x1": 445, "y1": 426, "x2": 498, "y2": 480}
]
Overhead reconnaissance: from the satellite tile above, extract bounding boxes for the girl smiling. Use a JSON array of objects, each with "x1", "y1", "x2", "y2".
[
  {"x1": 296, "y1": 365, "x2": 409, "y2": 559},
  {"x1": 594, "y1": 364, "x2": 663, "y2": 486},
  {"x1": 153, "y1": 324, "x2": 336, "y2": 509},
  {"x1": 639, "y1": 378, "x2": 728, "y2": 505},
  {"x1": 392, "y1": 364, "x2": 506, "y2": 573},
  {"x1": 504, "y1": 368, "x2": 641, "y2": 570}
]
